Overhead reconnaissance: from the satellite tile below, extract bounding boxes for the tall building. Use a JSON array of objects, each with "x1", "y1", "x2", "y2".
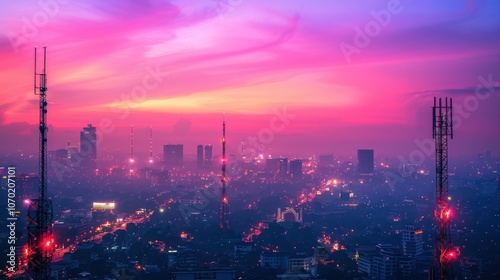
[
  {"x1": 265, "y1": 158, "x2": 281, "y2": 174},
  {"x1": 163, "y1": 144, "x2": 183, "y2": 168},
  {"x1": 402, "y1": 225, "x2": 423, "y2": 258},
  {"x1": 80, "y1": 124, "x2": 97, "y2": 170},
  {"x1": 204, "y1": 145, "x2": 213, "y2": 168},
  {"x1": 357, "y1": 149, "x2": 374, "y2": 175},
  {"x1": 279, "y1": 158, "x2": 288, "y2": 178},
  {"x1": 196, "y1": 145, "x2": 204, "y2": 169},
  {"x1": 318, "y1": 154, "x2": 334, "y2": 167},
  {"x1": 357, "y1": 244, "x2": 417, "y2": 279},
  {"x1": 289, "y1": 159, "x2": 302, "y2": 180}
]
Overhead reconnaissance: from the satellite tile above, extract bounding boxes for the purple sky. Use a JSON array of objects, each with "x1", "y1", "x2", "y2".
[{"x1": 0, "y1": 0, "x2": 499, "y2": 158}]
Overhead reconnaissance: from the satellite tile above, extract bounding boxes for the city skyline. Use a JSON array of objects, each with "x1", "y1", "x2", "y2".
[
  {"x1": 1, "y1": 2, "x2": 499, "y2": 278},
  {"x1": 0, "y1": 1, "x2": 499, "y2": 156}
]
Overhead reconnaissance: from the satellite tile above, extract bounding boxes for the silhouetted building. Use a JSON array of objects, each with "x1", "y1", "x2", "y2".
[
  {"x1": 289, "y1": 159, "x2": 302, "y2": 180},
  {"x1": 67, "y1": 141, "x2": 78, "y2": 161},
  {"x1": 460, "y1": 257, "x2": 482, "y2": 279},
  {"x1": 265, "y1": 158, "x2": 281, "y2": 174},
  {"x1": 357, "y1": 149, "x2": 374, "y2": 175},
  {"x1": 279, "y1": 158, "x2": 288, "y2": 177},
  {"x1": 80, "y1": 124, "x2": 97, "y2": 170},
  {"x1": 196, "y1": 145, "x2": 204, "y2": 169},
  {"x1": 164, "y1": 144, "x2": 183, "y2": 168},
  {"x1": 204, "y1": 145, "x2": 213, "y2": 168},
  {"x1": 260, "y1": 252, "x2": 290, "y2": 269},
  {"x1": 357, "y1": 244, "x2": 415, "y2": 279},
  {"x1": 318, "y1": 154, "x2": 334, "y2": 167},
  {"x1": 55, "y1": 148, "x2": 68, "y2": 160},
  {"x1": 151, "y1": 169, "x2": 169, "y2": 187},
  {"x1": 167, "y1": 248, "x2": 197, "y2": 268},
  {"x1": 402, "y1": 225, "x2": 423, "y2": 258}
]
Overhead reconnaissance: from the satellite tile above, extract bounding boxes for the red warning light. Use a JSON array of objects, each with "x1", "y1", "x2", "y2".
[{"x1": 42, "y1": 237, "x2": 55, "y2": 249}]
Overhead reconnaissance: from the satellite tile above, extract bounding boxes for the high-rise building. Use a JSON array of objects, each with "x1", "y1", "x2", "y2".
[
  {"x1": 80, "y1": 124, "x2": 97, "y2": 170},
  {"x1": 265, "y1": 158, "x2": 281, "y2": 174},
  {"x1": 196, "y1": 145, "x2": 204, "y2": 169},
  {"x1": 402, "y1": 225, "x2": 423, "y2": 257},
  {"x1": 163, "y1": 144, "x2": 183, "y2": 168},
  {"x1": 279, "y1": 158, "x2": 288, "y2": 178},
  {"x1": 318, "y1": 154, "x2": 334, "y2": 167},
  {"x1": 357, "y1": 244, "x2": 416, "y2": 279},
  {"x1": 357, "y1": 149, "x2": 374, "y2": 175},
  {"x1": 80, "y1": 124, "x2": 97, "y2": 159},
  {"x1": 289, "y1": 159, "x2": 302, "y2": 180},
  {"x1": 67, "y1": 141, "x2": 79, "y2": 169},
  {"x1": 204, "y1": 145, "x2": 213, "y2": 168}
]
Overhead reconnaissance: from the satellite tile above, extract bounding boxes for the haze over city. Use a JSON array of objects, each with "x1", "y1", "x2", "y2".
[
  {"x1": 1, "y1": 1, "x2": 499, "y2": 280},
  {"x1": 1, "y1": 0, "x2": 499, "y2": 156}
]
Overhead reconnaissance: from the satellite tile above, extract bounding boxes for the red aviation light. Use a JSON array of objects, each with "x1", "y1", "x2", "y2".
[
  {"x1": 440, "y1": 208, "x2": 452, "y2": 219},
  {"x1": 42, "y1": 237, "x2": 55, "y2": 250}
]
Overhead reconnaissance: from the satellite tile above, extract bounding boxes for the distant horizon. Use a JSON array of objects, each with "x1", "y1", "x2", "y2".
[
  {"x1": 0, "y1": 119, "x2": 498, "y2": 158},
  {"x1": 1, "y1": 1, "x2": 499, "y2": 157}
]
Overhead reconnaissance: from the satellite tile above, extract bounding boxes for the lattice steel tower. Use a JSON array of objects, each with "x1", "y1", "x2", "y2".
[
  {"x1": 219, "y1": 117, "x2": 230, "y2": 229},
  {"x1": 432, "y1": 97, "x2": 455, "y2": 279},
  {"x1": 27, "y1": 47, "x2": 54, "y2": 280},
  {"x1": 149, "y1": 126, "x2": 154, "y2": 163}
]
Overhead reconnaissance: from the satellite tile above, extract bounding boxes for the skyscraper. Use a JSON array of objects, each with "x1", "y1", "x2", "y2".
[
  {"x1": 289, "y1": 159, "x2": 302, "y2": 180},
  {"x1": 197, "y1": 145, "x2": 204, "y2": 169},
  {"x1": 318, "y1": 154, "x2": 334, "y2": 167},
  {"x1": 357, "y1": 149, "x2": 374, "y2": 175},
  {"x1": 163, "y1": 144, "x2": 183, "y2": 168},
  {"x1": 80, "y1": 124, "x2": 97, "y2": 170},
  {"x1": 402, "y1": 225, "x2": 423, "y2": 258},
  {"x1": 265, "y1": 158, "x2": 281, "y2": 174},
  {"x1": 279, "y1": 158, "x2": 288, "y2": 178},
  {"x1": 204, "y1": 145, "x2": 213, "y2": 168}
]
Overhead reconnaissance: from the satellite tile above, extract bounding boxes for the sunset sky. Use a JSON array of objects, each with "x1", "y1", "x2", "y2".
[{"x1": 1, "y1": 0, "x2": 499, "y2": 158}]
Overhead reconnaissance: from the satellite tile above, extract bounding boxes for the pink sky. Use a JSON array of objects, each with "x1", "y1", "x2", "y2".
[{"x1": 1, "y1": 0, "x2": 499, "y2": 158}]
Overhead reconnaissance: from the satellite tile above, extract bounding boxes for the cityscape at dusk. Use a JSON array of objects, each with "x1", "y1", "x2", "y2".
[
  {"x1": 1, "y1": 1, "x2": 499, "y2": 280},
  {"x1": 1, "y1": 0, "x2": 499, "y2": 155}
]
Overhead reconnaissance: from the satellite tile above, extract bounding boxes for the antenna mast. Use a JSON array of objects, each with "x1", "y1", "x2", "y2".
[
  {"x1": 27, "y1": 46, "x2": 54, "y2": 280},
  {"x1": 149, "y1": 126, "x2": 153, "y2": 163},
  {"x1": 219, "y1": 116, "x2": 229, "y2": 229},
  {"x1": 432, "y1": 97, "x2": 456, "y2": 279}
]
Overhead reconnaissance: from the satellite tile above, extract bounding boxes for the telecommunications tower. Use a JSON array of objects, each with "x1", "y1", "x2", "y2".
[
  {"x1": 27, "y1": 46, "x2": 54, "y2": 280},
  {"x1": 149, "y1": 126, "x2": 154, "y2": 163},
  {"x1": 219, "y1": 117, "x2": 230, "y2": 230},
  {"x1": 432, "y1": 97, "x2": 456, "y2": 279}
]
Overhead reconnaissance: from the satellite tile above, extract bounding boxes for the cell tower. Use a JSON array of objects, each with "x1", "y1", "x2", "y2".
[
  {"x1": 130, "y1": 125, "x2": 134, "y2": 163},
  {"x1": 27, "y1": 46, "x2": 54, "y2": 279},
  {"x1": 149, "y1": 126, "x2": 154, "y2": 163},
  {"x1": 129, "y1": 125, "x2": 134, "y2": 189},
  {"x1": 219, "y1": 117, "x2": 230, "y2": 230},
  {"x1": 432, "y1": 97, "x2": 455, "y2": 279}
]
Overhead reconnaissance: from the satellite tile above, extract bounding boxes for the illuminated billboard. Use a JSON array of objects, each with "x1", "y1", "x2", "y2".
[{"x1": 93, "y1": 202, "x2": 115, "y2": 210}]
